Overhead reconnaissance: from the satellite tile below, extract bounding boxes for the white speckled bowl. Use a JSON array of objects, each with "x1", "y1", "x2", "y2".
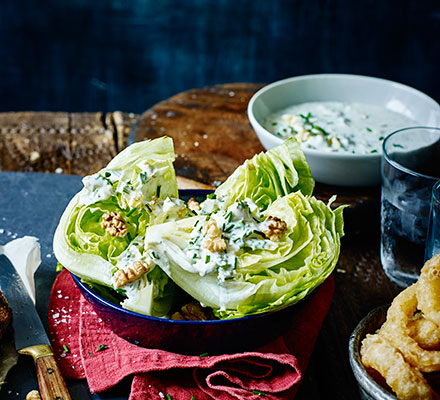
[{"x1": 248, "y1": 74, "x2": 440, "y2": 186}]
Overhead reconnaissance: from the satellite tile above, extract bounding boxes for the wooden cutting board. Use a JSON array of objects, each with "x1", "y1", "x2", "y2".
[{"x1": 134, "y1": 83, "x2": 380, "y2": 214}]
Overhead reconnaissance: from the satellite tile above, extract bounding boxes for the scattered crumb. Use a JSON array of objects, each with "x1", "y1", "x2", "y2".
[{"x1": 336, "y1": 268, "x2": 347, "y2": 274}]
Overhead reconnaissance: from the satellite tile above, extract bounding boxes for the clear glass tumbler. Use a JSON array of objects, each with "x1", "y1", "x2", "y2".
[
  {"x1": 425, "y1": 180, "x2": 440, "y2": 261},
  {"x1": 381, "y1": 127, "x2": 440, "y2": 287}
]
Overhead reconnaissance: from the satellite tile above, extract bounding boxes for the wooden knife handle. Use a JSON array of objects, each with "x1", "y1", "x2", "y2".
[
  {"x1": 19, "y1": 345, "x2": 72, "y2": 400},
  {"x1": 35, "y1": 354, "x2": 72, "y2": 400}
]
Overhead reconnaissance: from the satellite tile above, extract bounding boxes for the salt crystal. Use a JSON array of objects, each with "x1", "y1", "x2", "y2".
[
  {"x1": 46, "y1": 253, "x2": 52, "y2": 258},
  {"x1": 52, "y1": 313, "x2": 60, "y2": 319},
  {"x1": 159, "y1": 392, "x2": 165, "y2": 399},
  {"x1": 203, "y1": 134, "x2": 208, "y2": 139},
  {"x1": 194, "y1": 141, "x2": 199, "y2": 147},
  {"x1": 55, "y1": 168, "x2": 63, "y2": 174}
]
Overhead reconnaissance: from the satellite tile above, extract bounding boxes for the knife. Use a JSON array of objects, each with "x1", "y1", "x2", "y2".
[{"x1": 0, "y1": 255, "x2": 72, "y2": 400}]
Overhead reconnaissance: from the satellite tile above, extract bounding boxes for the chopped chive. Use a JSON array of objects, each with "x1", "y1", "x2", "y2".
[
  {"x1": 111, "y1": 267, "x2": 118, "y2": 276},
  {"x1": 234, "y1": 258, "x2": 238, "y2": 268},
  {"x1": 370, "y1": 150, "x2": 378, "y2": 154},
  {"x1": 88, "y1": 351, "x2": 94, "y2": 357},
  {"x1": 105, "y1": 172, "x2": 111, "y2": 177},
  {"x1": 312, "y1": 125, "x2": 329, "y2": 136},
  {"x1": 126, "y1": 208, "x2": 136, "y2": 217},
  {"x1": 191, "y1": 397, "x2": 195, "y2": 400},
  {"x1": 271, "y1": 122, "x2": 277, "y2": 126},
  {"x1": 232, "y1": 237, "x2": 241, "y2": 242},
  {"x1": 366, "y1": 127, "x2": 372, "y2": 132},
  {"x1": 199, "y1": 352, "x2": 209, "y2": 358},
  {"x1": 63, "y1": 345, "x2": 70, "y2": 353},
  {"x1": 253, "y1": 230, "x2": 264, "y2": 236},
  {"x1": 126, "y1": 232, "x2": 133, "y2": 242},
  {"x1": 379, "y1": 136, "x2": 384, "y2": 141},
  {"x1": 275, "y1": 132, "x2": 282, "y2": 137},
  {"x1": 225, "y1": 211, "x2": 233, "y2": 222},
  {"x1": 96, "y1": 344, "x2": 108, "y2": 352},
  {"x1": 115, "y1": 288, "x2": 126, "y2": 295},
  {"x1": 166, "y1": 395, "x2": 172, "y2": 400},
  {"x1": 151, "y1": 251, "x2": 159, "y2": 259},
  {"x1": 139, "y1": 172, "x2": 147, "y2": 184},
  {"x1": 252, "y1": 390, "x2": 266, "y2": 396},
  {"x1": 145, "y1": 204, "x2": 152, "y2": 212},
  {"x1": 205, "y1": 215, "x2": 210, "y2": 221},
  {"x1": 156, "y1": 185, "x2": 161, "y2": 198},
  {"x1": 393, "y1": 144, "x2": 404, "y2": 148},
  {"x1": 223, "y1": 224, "x2": 234, "y2": 233},
  {"x1": 207, "y1": 193, "x2": 216, "y2": 199},
  {"x1": 205, "y1": 255, "x2": 210, "y2": 263}
]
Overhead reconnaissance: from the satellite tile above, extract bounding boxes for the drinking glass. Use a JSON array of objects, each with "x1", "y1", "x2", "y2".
[
  {"x1": 381, "y1": 127, "x2": 440, "y2": 287},
  {"x1": 425, "y1": 180, "x2": 440, "y2": 261}
]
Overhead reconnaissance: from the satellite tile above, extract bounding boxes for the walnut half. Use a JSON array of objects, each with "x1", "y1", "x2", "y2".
[
  {"x1": 114, "y1": 260, "x2": 151, "y2": 288},
  {"x1": 262, "y1": 216, "x2": 288, "y2": 241},
  {"x1": 187, "y1": 197, "x2": 201, "y2": 212},
  {"x1": 101, "y1": 212, "x2": 128, "y2": 238}
]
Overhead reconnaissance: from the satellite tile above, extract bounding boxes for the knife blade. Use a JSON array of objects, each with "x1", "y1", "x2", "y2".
[{"x1": 0, "y1": 255, "x2": 71, "y2": 400}]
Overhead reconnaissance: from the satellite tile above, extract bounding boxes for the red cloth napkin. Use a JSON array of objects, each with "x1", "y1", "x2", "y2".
[{"x1": 48, "y1": 270, "x2": 334, "y2": 399}]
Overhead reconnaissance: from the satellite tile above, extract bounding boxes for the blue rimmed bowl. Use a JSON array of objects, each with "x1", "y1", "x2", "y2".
[{"x1": 71, "y1": 189, "x2": 311, "y2": 355}]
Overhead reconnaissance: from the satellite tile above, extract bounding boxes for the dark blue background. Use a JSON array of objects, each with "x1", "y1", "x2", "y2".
[{"x1": 0, "y1": 0, "x2": 439, "y2": 113}]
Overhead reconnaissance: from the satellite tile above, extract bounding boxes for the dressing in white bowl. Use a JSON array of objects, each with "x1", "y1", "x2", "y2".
[{"x1": 248, "y1": 74, "x2": 440, "y2": 186}]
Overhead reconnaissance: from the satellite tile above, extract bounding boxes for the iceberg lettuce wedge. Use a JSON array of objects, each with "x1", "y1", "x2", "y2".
[
  {"x1": 53, "y1": 137, "x2": 182, "y2": 317},
  {"x1": 208, "y1": 138, "x2": 315, "y2": 212},
  {"x1": 145, "y1": 191, "x2": 345, "y2": 319}
]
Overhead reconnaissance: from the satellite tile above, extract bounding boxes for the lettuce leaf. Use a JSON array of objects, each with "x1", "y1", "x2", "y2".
[
  {"x1": 145, "y1": 191, "x2": 345, "y2": 319},
  {"x1": 53, "y1": 137, "x2": 179, "y2": 317},
  {"x1": 211, "y1": 138, "x2": 314, "y2": 211}
]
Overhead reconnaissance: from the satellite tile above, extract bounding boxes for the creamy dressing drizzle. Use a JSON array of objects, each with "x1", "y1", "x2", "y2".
[
  {"x1": 185, "y1": 198, "x2": 276, "y2": 285},
  {"x1": 262, "y1": 101, "x2": 416, "y2": 155}
]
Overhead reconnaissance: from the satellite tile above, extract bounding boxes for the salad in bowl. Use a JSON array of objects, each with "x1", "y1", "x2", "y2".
[{"x1": 53, "y1": 136, "x2": 345, "y2": 322}]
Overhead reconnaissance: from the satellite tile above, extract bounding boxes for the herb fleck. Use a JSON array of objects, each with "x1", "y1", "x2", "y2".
[
  {"x1": 63, "y1": 344, "x2": 70, "y2": 353},
  {"x1": 96, "y1": 344, "x2": 108, "y2": 352}
]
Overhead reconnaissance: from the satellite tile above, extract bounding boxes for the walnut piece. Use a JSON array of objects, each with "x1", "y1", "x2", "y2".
[
  {"x1": 204, "y1": 237, "x2": 227, "y2": 252},
  {"x1": 202, "y1": 219, "x2": 227, "y2": 252},
  {"x1": 114, "y1": 260, "x2": 151, "y2": 288},
  {"x1": 203, "y1": 219, "x2": 221, "y2": 238},
  {"x1": 262, "y1": 216, "x2": 288, "y2": 241},
  {"x1": 101, "y1": 212, "x2": 128, "y2": 238},
  {"x1": 187, "y1": 197, "x2": 201, "y2": 212},
  {"x1": 171, "y1": 301, "x2": 216, "y2": 321},
  {"x1": 26, "y1": 391, "x2": 41, "y2": 400}
]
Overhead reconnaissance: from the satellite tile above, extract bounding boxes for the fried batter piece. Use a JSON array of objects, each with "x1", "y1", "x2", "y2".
[
  {"x1": 361, "y1": 334, "x2": 435, "y2": 400},
  {"x1": 101, "y1": 212, "x2": 128, "y2": 238},
  {"x1": 416, "y1": 253, "x2": 440, "y2": 327}
]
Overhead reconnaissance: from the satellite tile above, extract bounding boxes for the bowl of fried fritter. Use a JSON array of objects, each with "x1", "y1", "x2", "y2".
[{"x1": 349, "y1": 253, "x2": 440, "y2": 400}]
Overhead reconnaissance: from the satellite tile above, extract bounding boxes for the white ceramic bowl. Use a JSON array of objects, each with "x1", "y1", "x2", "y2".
[{"x1": 248, "y1": 74, "x2": 440, "y2": 186}]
